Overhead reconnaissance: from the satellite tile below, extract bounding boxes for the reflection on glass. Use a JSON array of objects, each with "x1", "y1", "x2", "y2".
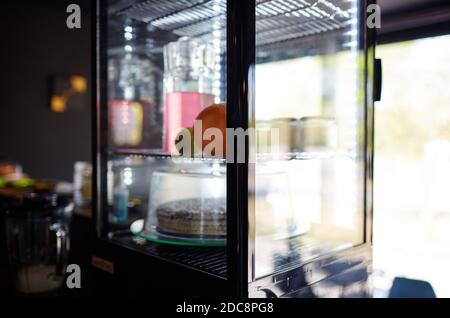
[
  {"x1": 254, "y1": 0, "x2": 364, "y2": 278},
  {"x1": 254, "y1": 165, "x2": 298, "y2": 239}
]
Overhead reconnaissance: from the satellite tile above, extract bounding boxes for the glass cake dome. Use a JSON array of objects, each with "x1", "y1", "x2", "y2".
[{"x1": 139, "y1": 164, "x2": 226, "y2": 246}]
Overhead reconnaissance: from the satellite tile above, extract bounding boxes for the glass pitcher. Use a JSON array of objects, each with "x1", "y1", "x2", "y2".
[{"x1": 5, "y1": 192, "x2": 71, "y2": 294}]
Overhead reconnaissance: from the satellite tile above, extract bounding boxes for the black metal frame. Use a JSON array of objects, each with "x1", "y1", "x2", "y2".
[
  {"x1": 93, "y1": 0, "x2": 376, "y2": 298},
  {"x1": 93, "y1": 0, "x2": 108, "y2": 240},
  {"x1": 365, "y1": 0, "x2": 376, "y2": 247},
  {"x1": 226, "y1": 0, "x2": 255, "y2": 297}
]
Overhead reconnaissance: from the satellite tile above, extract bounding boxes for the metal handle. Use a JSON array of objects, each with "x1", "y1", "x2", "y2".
[
  {"x1": 50, "y1": 223, "x2": 68, "y2": 276},
  {"x1": 374, "y1": 58, "x2": 382, "y2": 102}
]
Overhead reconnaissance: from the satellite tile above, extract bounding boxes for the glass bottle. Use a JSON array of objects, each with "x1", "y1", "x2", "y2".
[
  {"x1": 108, "y1": 24, "x2": 162, "y2": 150},
  {"x1": 163, "y1": 37, "x2": 216, "y2": 154},
  {"x1": 111, "y1": 177, "x2": 129, "y2": 224}
]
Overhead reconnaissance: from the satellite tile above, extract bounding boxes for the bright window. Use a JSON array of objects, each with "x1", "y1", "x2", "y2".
[{"x1": 373, "y1": 34, "x2": 450, "y2": 297}]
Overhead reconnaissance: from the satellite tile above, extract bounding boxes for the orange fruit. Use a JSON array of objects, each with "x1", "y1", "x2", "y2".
[{"x1": 194, "y1": 103, "x2": 226, "y2": 157}]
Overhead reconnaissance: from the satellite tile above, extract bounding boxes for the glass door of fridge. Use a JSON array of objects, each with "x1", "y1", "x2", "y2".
[{"x1": 251, "y1": 0, "x2": 368, "y2": 280}]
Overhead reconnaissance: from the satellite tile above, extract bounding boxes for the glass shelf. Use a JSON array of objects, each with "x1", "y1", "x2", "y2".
[
  {"x1": 109, "y1": 149, "x2": 356, "y2": 162},
  {"x1": 109, "y1": 149, "x2": 228, "y2": 163},
  {"x1": 129, "y1": 218, "x2": 225, "y2": 247},
  {"x1": 255, "y1": 150, "x2": 357, "y2": 162}
]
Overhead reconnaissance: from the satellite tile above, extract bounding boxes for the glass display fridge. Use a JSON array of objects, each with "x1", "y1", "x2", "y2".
[{"x1": 93, "y1": 0, "x2": 380, "y2": 297}]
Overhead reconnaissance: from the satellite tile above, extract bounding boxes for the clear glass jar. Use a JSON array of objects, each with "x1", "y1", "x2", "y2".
[
  {"x1": 73, "y1": 161, "x2": 92, "y2": 209},
  {"x1": 108, "y1": 51, "x2": 162, "y2": 150},
  {"x1": 299, "y1": 116, "x2": 337, "y2": 153},
  {"x1": 256, "y1": 118, "x2": 302, "y2": 154},
  {"x1": 253, "y1": 165, "x2": 298, "y2": 239},
  {"x1": 163, "y1": 37, "x2": 216, "y2": 154}
]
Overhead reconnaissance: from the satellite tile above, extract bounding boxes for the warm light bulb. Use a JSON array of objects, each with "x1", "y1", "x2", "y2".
[
  {"x1": 70, "y1": 76, "x2": 87, "y2": 93},
  {"x1": 50, "y1": 95, "x2": 66, "y2": 112}
]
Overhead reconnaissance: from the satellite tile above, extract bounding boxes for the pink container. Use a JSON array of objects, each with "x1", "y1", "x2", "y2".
[{"x1": 163, "y1": 92, "x2": 214, "y2": 153}]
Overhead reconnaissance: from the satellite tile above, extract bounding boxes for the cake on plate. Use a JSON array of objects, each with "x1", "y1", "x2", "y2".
[{"x1": 156, "y1": 197, "x2": 226, "y2": 237}]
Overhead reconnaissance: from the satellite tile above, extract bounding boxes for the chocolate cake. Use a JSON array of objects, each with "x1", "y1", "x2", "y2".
[{"x1": 156, "y1": 198, "x2": 226, "y2": 237}]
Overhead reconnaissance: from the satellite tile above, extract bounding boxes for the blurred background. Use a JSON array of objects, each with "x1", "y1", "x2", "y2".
[
  {"x1": 373, "y1": 34, "x2": 450, "y2": 297},
  {"x1": 370, "y1": 0, "x2": 450, "y2": 298},
  {"x1": 0, "y1": 0, "x2": 92, "y2": 181},
  {"x1": 0, "y1": 0, "x2": 93, "y2": 297}
]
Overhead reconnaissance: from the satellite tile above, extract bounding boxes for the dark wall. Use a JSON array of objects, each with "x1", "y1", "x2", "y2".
[{"x1": 0, "y1": 1, "x2": 91, "y2": 181}]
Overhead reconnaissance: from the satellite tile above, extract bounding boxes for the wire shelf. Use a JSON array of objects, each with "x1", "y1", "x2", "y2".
[
  {"x1": 111, "y1": 234, "x2": 227, "y2": 277},
  {"x1": 117, "y1": 0, "x2": 208, "y2": 23},
  {"x1": 117, "y1": 0, "x2": 226, "y2": 38},
  {"x1": 113, "y1": 0, "x2": 354, "y2": 44},
  {"x1": 151, "y1": 1, "x2": 226, "y2": 36},
  {"x1": 255, "y1": 0, "x2": 353, "y2": 46}
]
